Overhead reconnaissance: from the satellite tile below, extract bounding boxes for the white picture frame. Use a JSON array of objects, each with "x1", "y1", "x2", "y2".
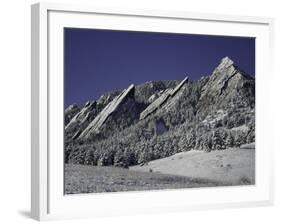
[{"x1": 31, "y1": 2, "x2": 274, "y2": 221}]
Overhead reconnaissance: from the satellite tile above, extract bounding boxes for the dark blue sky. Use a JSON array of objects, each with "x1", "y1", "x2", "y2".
[{"x1": 64, "y1": 28, "x2": 255, "y2": 107}]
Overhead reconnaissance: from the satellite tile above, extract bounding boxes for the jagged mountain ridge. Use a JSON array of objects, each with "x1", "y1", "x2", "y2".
[
  {"x1": 65, "y1": 80, "x2": 181, "y2": 141},
  {"x1": 65, "y1": 57, "x2": 255, "y2": 167},
  {"x1": 140, "y1": 77, "x2": 188, "y2": 120},
  {"x1": 198, "y1": 57, "x2": 254, "y2": 114},
  {"x1": 79, "y1": 84, "x2": 136, "y2": 139}
]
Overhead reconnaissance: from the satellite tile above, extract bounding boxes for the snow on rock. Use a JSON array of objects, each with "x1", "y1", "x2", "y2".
[
  {"x1": 140, "y1": 77, "x2": 188, "y2": 120},
  {"x1": 78, "y1": 84, "x2": 135, "y2": 139},
  {"x1": 200, "y1": 56, "x2": 248, "y2": 98},
  {"x1": 65, "y1": 101, "x2": 97, "y2": 135},
  {"x1": 201, "y1": 109, "x2": 228, "y2": 127},
  {"x1": 65, "y1": 104, "x2": 80, "y2": 125},
  {"x1": 147, "y1": 90, "x2": 165, "y2": 103}
]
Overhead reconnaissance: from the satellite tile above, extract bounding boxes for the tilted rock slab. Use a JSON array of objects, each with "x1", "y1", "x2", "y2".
[
  {"x1": 199, "y1": 56, "x2": 254, "y2": 107},
  {"x1": 140, "y1": 77, "x2": 188, "y2": 120},
  {"x1": 200, "y1": 56, "x2": 253, "y2": 97},
  {"x1": 65, "y1": 104, "x2": 80, "y2": 126},
  {"x1": 78, "y1": 84, "x2": 135, "y2": 139},
  {"x1": 196, "y1": 56, "x2": 255, "y2": 124},
  {"x1": 65, "y1": 101, "x2": 97, "y2": 134}
]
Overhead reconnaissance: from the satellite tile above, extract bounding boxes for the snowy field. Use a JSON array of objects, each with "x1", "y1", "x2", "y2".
[
  {"x1": 65, "y1": 144, "x2": 254, "y2": 194},
  {"x1": 131, "y1": 145, "x2": 255, "y2": 185}
]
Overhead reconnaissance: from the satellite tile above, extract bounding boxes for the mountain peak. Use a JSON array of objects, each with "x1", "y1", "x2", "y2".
[
  {"x1": 217, "y1": 57, "x2": 234, "y2": 70},
  {"x1": 209, "y1": 57, "x2": 237, "y2": 79},
  {"x1": 213, "y1": 57, "x2": 254, "y2": 80},
  {"x1": 65, "y1": 103, "x2": 79, "y2": 112}
]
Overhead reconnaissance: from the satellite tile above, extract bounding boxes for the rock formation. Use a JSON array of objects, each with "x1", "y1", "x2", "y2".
[
  {"x1": 140, "y1": 77, "x2": 188, "y2": 120},
  {"x1": 198, "y1": 56, "x2": 254, "y2": 113},
  {"x1": 65, "y1": 101, "x2": 97, "y2": 136},
  {"x1": 78, "y1": 84, "x2": 135, "y2": 140},
  {"x1": 134, "y1": 80, "x2": 179, "y2": 104},
  {"x1": 65, "y1": 57, "x2": 255, "y2": 167},
  {"x1": 65, "y1": 104, "x2": 80, "y2": 125}
]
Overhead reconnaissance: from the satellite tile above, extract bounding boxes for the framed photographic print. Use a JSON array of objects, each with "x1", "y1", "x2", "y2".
[{"x1": 31, "y1": 2, "x2": 274, "y2": 221}]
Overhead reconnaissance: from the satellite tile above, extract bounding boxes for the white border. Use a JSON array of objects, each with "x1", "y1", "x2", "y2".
[{"x1": 31, "y1": 2, "x2": 274, "y2": 221}]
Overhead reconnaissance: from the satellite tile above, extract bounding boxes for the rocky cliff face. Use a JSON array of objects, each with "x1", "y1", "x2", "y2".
[
  {"x1": 65, "y1": 90, "x2": 122, "y2": 140},
  {"x1": 78, "y1": 84, "x2": 137, "y2": 140},
  {"x1": 65, "y1": 80, "x2": 182, "y2": 141},
  {"x1": 65, "y1": 104, "x2": 80, "y2": 125},
  {"x1": 140, "y1": 77, "x2": 188, "y2": 120},
  {"x1": 134, "y1": 80, "x2": 179, "y2": 104},
  {"x1": 65, "y1": 57, "x2": 255, "y2": 167},
  {"x1": 198, "y1": 57, "x2": 254, "y2": 112},
  {"x1": 65, "y1": 101, "x2": 98, "y2": 138}
]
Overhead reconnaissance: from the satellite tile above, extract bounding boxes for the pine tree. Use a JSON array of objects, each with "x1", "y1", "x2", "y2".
[
  {"x1": 226, "y1": 132, "x2": 234, "y2": 148},
  {"x1": 234, "y1": 131, "x2": 246, "y2": 147},
  {"x1": 212, "y1": 129, "x2": 224, "y2": 150},
  {"x1": 178, "y1": 135, "x2": 188, "y2": 152},
  {"x1": 195, "y1": 136, "x2": 203, "y2": 150},
  {"x1": 187, "y1": 130, "x2": 196, "y2": 150},
  {"x1": 84, "y1": 150, "x2": 97, "y2": 165},
  {"x1": 203, "y1": 133, "x2": 212, "y2": 152}
]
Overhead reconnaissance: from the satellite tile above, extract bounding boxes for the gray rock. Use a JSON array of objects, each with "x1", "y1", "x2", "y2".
[
  {"x1": 65, "y1": 57, "x2": 256, "y2": 167},
  {"x1": 134, "y1": 80, "x2": 179, "y2": 104},
  {"x1": 140, "y1": 77, "x2": 188, "y2": 120},
  {"x1": 78, "y1": 84, "x2": 135, "y2": 139},
  {"x1": 64, "y1": 104, "x2": 80, "y2": 126},
  {"x1": 198, "y1": 56, "x2": 254, "y2": 113},
  {"x1": 65, "y1": 101, "x2": 97, "y2": 135}
]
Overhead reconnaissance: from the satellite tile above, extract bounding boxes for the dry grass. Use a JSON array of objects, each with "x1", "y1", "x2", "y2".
[{"x1": 64, "y1": 164, "x2": 225, "y2": 194}]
